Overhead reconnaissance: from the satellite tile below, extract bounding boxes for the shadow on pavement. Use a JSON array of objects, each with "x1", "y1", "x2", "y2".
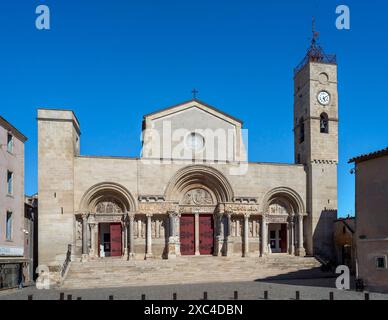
[{"x1": 254, "y1": 267, "x2": 341, "y2": 288}]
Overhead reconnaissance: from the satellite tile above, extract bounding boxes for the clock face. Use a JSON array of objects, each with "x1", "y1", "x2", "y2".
[{"x1": 317, "y1": 91, "x2": 330, "y2": 106}]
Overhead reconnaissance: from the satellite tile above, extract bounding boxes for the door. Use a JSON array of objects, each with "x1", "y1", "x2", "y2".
[
  {"x1": 110, "y1": 223, "x2": 122, "y2": 257},
  {"x1": 180, "y1": 215, "x2": 195, "y2": 255},
  {"x1": 280, "y1": 224, "x2": 287, "y2": 253},
  {"x1": 199, "y1": 215, "x2": 214, "y2": 255}
]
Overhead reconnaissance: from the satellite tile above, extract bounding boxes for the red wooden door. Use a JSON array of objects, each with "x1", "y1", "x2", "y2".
[
  {"x1": 280, "y1": 224, "x2": 287, "y2": 253},
  {"x1": 180, "y1": 215, "x2": 195, "y2": 255},
  {"x1": 110, "y1": 223, "x2": 122, "y2": 257},
  {"x1": 199, "y1": 215, "x2": 214, "y2": 255}
]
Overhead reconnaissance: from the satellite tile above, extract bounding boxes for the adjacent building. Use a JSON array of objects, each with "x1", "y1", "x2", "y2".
[
  {"x1": 0, "y1": 116, "x2": 28, "y2": 289},
  {"x1": 349, "y1": 147, "x2": 388, "y2": 293},
  {"x1": 37, "y1": 33, "x2": 339, "y2": 277}
]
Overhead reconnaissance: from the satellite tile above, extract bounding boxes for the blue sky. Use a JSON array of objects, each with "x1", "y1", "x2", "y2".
[{"x1": 1, "y1": 1, "x2": 387, "y2": 217}]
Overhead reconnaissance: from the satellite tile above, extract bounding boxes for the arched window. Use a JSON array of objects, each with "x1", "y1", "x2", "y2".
[
  {"x1": 299, "y1": 117, "x2": 305, "y2": 143},
  {"x1": 320, "y1": 113, "x2": 329, "y2": 134}
]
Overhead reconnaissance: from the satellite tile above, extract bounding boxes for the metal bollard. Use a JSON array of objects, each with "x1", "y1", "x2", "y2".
[
  {"x1": 173, "y1": 293, "x2": 177, "y2": 300},
  {"x1": 295, "y1": 291, "x2": 300, "y2": 300},
  {"x1": 203, "y1": 292, "x2": 208, "y2": 300},
  {"x1": 59, "y1": 292, "x2": 64, "y2": 300},
  {"x1": 67, "y1": 294, "x2": 72, "y2": 300},
  {"x1": 234, "y1": 291, "x2": 238, "y2": 300},
  {"x1": 109, "y1": 295, "x2": 114, "y2": 300},
  {"x1": 264, "y1": 291, "x2": 268, "y2": 300},
  {"x1": 329, "y1": 292, "x2": 334, "y2": 300},
  {"x1": 141, "y1": 294, "x2": 146, "y2": 300},
  {"x1": 365, "y1": 292, "x2": 370, "y2": 300}
]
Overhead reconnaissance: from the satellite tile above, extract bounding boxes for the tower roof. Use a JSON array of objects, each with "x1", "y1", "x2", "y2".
[{"x1": 294, "y1": 18, "x2": 337, "y2": 76}]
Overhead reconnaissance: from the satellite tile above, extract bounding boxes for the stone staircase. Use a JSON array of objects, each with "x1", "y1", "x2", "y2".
[{"x1": 62, "y1": 254, "x2": 328, "y2": 289}]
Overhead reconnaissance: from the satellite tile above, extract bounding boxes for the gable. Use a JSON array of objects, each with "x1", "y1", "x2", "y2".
[
  {"x1": 141, "y1": 100, "x2": 246, "y2": 162},
  {"x1": 143, "y1": 99, "x2": 243, "y2": 127}
]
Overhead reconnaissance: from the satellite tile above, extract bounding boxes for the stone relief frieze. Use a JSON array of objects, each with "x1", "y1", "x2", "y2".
[
  {"x1": 267, "y1": 215, "x2": 289, "y2": 224},
  {"x1": 224, "y1": 203, "x2": 259, "y2": 215},
  {"x1": 138, "y1": 202, "x2": 178, "y2": 214},
  {"x1": 178, "y1": 206, "x2": 216, "y2": 214}
]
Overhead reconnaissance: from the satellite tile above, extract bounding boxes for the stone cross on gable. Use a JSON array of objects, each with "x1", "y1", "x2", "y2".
[{"x1": 192, "y1": 88, "x2": 199, "y2": 99}]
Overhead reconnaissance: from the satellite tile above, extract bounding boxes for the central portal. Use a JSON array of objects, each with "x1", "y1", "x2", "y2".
[{"x1": 180, "y1": 214, "x2": 214, "y2": 256}]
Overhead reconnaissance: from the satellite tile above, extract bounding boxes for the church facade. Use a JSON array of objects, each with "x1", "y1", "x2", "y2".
[{"x1": 38, "y1": 40, "x2": 339, "y2": 268}]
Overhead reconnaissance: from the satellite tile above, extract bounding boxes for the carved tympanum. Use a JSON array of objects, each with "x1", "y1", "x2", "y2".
[
  {"x1": 181, "y1": 188, "x2": 213, "y2": 205},
  {"x1": 96, "y1": 200, "x2": 123, "y2": 214},
  {"x1": 268, "y1": 200, "x2": 289, "y2": 215}
]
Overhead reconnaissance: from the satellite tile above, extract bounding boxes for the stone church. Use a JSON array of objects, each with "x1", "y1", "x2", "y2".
[{"x1": 38, "y1": 36, "x2": 338, "y2": 270}]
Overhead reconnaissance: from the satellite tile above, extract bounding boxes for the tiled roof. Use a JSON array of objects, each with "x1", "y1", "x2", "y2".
[
  {"x1": 348, "y1": 147, "x2": 388, "y2": 164},
  {"x1": 0, "y1": 115, "x2": 27, "y2": 142}
]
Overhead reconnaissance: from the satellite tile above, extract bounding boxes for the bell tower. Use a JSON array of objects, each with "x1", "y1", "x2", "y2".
[{"x1": 293, "y1": 21, "x2": 338, "y2": 258}]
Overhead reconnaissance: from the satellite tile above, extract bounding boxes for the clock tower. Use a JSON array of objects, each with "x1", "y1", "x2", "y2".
[{"x1": 293, "y1": 26, "x2": 338, "y2": 258}]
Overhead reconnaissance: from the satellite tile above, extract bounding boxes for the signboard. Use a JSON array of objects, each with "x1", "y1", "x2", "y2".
[{"x1": 0, "y1": 246, "x2": 24, "y2": 257}]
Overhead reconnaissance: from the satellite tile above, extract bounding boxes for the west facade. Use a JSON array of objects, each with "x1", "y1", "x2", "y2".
[
  {"x1": 0, "y1": 116, "x2": 28, "y2": 289},
  {"x1": 37, "y1": 40, "x2": 339, "y2": 272}
]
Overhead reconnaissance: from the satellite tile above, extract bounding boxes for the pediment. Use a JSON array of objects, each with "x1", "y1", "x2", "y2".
[{"x1": 143, "y1": 99, "x2": 243, "y2": 127}]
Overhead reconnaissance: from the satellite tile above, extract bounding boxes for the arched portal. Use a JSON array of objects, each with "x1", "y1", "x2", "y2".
[
  {"x1": 165, "y1": 165, "x2": 234, "y2": 256},
  {"x1": 79, "y1": 182, "x2": 136, "y2": 213},
  {"x1": 261, "y1": 187, "x2": 306, "y2": 256},
  {"x1": 78, "y1": 183, "x2": 136, "y2": 259}
]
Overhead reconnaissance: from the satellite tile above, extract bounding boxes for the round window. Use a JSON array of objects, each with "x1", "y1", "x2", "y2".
[{"x1": 185, "y1": 132, "x2": 205, "y2": 151}]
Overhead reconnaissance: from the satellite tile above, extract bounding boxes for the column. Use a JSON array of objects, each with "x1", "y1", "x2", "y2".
[
  {"x1": 290, "y1": 215, "x2": 295, "y2": 256},
  {"x1": 89, "y1": 223, "x2": 97, "y2": 257},
  {"x1": 129, "y1": 214, "x2": 135, "y2": 258},
  {"x1": 214, "y1": 213, "x2": 224, "y2": 256},
  {"x1": 243, "y1": 214, "x2": 250, "y2": 257},
  {"x1": 296, "y1": 214, "x2": 306, "y2": 256},
  {"x1": 195, "y1": 212, "x2": 200, "y2": 255},
  {"x1": 122, "y1": 217, "x2": 128, "y2": 260},
  {"x1": 261, "y1": 215, "x2": 267, "y2": 256},
  {"x1": 227, "y1": 213, "x2": 232, "y2": 237},
  {"x1": 146, "y1": 214, "x2": 153, "y2": 259},
  {"x1": 81, "y1": 214, "x2": 88, "y2": 261},
  {"x1": 287, "y1": 221, "x2": 290, "y2": 254},
  {"x1": 225, "y1": 213, "x2": 233, "y2": 256},
  {"x1": 168, "y1": 212, "x2": 177, "y2": 258}
]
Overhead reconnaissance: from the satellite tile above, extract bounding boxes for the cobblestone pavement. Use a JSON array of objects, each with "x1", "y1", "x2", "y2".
[{"x1": 1, "y1": 279, "x2": 388, "y2": 300}]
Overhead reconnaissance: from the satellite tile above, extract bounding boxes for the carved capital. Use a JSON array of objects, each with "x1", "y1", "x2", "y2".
[
  {"x1": 244, "y1": 212, "x2": 251, "y2": 219},
  {"x1": 167, "y1": 211, "x2": 179, "y2": 218}
]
